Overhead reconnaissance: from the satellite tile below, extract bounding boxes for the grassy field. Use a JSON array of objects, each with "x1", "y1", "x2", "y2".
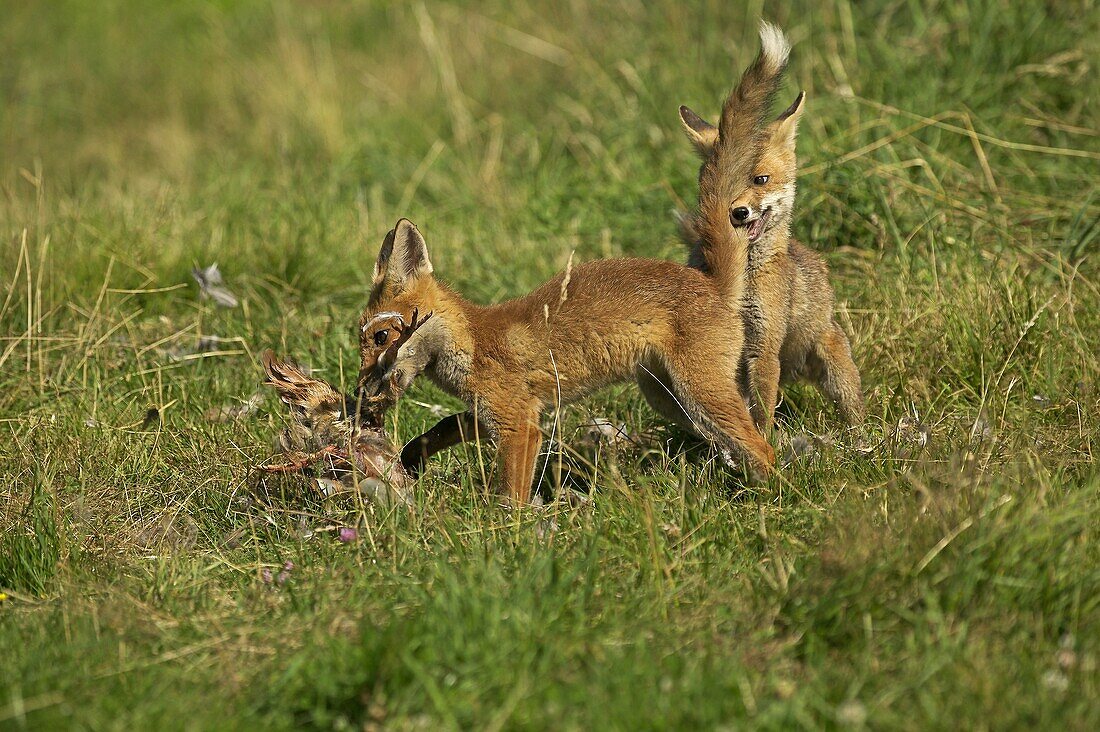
[{"x1": 2, "y1": 0, "x2": 1098, "y2": 728}]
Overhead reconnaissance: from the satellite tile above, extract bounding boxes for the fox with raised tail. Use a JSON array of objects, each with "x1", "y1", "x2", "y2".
[{"x1": 677, "y1": 31, "x2": 865, "y2": 430}]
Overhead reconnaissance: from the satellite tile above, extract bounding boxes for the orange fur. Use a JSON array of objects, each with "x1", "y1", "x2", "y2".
[{"x1": 358, "y1": 220, "x2": 774, "y2": 503}]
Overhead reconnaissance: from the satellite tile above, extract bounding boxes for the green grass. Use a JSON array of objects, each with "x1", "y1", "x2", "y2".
[{"x1": 2, "y1": 0, "x2": 1098, "y2": 728}]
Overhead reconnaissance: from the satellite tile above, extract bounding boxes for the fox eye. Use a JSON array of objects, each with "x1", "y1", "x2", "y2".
[
  {"x1": 373, "y1": 330, "x2": 389, "y2": 347},
  {"x1": 753, "y1": 175, "x2": 769, "y2": 185}
]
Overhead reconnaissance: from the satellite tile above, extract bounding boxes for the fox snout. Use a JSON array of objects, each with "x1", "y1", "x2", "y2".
[
  {"x1": 357, "y1": 306, "x2": 437, "y2": 400},
  {"x1": 357, "y1": 348, "x2": 416, "y2": 401},
  {"x1": 357, "y1": 363, "x2": 413, "y2": 401},
  {"x1": 728, "y1": 198, "x2": 773, "y2": 244},
  {"x1": 730, "y1": 205, "x2": 754, "y2": 224}
]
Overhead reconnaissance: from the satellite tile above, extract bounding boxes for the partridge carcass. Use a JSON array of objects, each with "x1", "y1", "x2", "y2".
[{"x1": 260, "y1": 349, "x2": 411, "y2": 505}]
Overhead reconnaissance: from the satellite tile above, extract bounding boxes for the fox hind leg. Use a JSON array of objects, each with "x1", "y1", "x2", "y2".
[
  {"x1": 636, "y1": 362, "x2": 697, "y2": 433},
  {"x1": 805, "y1": 321, "x2": 865, "y2": 426}
]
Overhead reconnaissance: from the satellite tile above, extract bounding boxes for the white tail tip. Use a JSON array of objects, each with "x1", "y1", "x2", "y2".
[{"x1": 758, "y1": 21, "x2": 791, "y2": 70}]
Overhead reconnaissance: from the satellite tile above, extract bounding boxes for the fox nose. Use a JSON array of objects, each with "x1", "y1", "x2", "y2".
[{"x1": 730, "y1": 206, "x2": 751, "y2": 223}]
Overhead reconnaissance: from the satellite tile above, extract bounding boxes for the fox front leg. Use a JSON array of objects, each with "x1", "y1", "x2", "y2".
[
  {"x1": 400, "y1": 411, "x2": 484, "y2": 477},
  {"x1": 495, "y1": 409, "x2": 543, "y2": 504},
  {"x1": 746, "y1": 349, "x2": 782, "y2": 432},
  {"x1": 498, "y1": 431, "x2": 542, "y2": 504}
]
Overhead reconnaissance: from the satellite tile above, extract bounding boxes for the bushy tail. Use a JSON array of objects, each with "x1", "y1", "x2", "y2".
[
  {"x1": 717, "y1": 21, "x2": 789, "y2": 156},
  {"x1": 693, "y1": 21, "x2": 790, "y2": 302}
]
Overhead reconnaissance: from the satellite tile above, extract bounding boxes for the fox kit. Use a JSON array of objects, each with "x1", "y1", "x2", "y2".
[
  {"x1": 678, "y1": 59, "x2": 866, "y2": 429},
  {"x1": 357, "y1": 217, "x2": 775, "y2": 503}
]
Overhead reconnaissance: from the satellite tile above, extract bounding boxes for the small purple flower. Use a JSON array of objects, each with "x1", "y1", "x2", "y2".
[
  {"x1": 260, "y1": 568, "x2": 274, "y2": 584},
  {"x1": 276, "y1": 571, "x2": 291, "y2": 585},
  {"x1": 282, "y1": 561, "x2": 295, "y2": 572},
  {"x1": 338, "y1": 527, "x2": 358, "y2": 543}
]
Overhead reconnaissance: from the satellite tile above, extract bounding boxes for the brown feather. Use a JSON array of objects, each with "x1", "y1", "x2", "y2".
[{"x1": 260, "y1": 350, "x2": 411, "y2": 502}]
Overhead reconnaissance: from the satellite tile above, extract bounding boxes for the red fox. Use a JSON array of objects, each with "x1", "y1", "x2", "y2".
[
  {"x1": 677, "y1": 45, "x2": 866, "y2": 430},
  {"x1": 356, "y1": 220, "x2": 772, "y2": 503}
]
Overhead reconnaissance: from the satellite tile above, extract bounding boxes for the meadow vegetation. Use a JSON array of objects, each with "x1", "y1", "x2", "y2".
[{"x1": 1, "y1": 0, "x2": 1098, "y2": 728}]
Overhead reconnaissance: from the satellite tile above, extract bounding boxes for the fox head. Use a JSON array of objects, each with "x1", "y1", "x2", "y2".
[
  {"x1": 679, "y1": 90, "x2": 805, "y2": 245},
  {"x1": 357, "y1": 218, "x2": 445, "y2": 397}
]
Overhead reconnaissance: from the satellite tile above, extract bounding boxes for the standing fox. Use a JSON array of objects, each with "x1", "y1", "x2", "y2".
[
  {"x1": 677, "y1": 45, "x2": 866, "y2": 430},
  {"x1": 358, "y1": 219, "x2": 771, "y2": 503}
]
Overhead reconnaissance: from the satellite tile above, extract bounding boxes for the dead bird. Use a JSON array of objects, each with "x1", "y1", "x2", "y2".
[{"x1": 260, "y1": 349, "x2": 412, "y2": 505}]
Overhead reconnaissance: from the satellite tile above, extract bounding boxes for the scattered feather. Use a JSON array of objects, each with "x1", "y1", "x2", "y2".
[
  {"x1": 894, "y1": 411, "x2": 931, "y2": 458},
  {"x1": 314, "y1": 477, "x2": 343, "y2": 497},
  {"x1": 295, "y1": 517, "x2": 314, "y2": 540},
  {"x1": 561, "y1": 488, "x2": 592, "y2": 508},
  {"x1": 969, "y1": 415, "x2": 993, "y2": 443},
  {"x1": 191, "y1": 263, "x2": 239, "y2": 307},
  {"x1": 166, "y1": 334, "x2": 234, "y2": 361},
  {"x1": 535, "y1": 516, "x2": 559, "y2": 541},
  {"x1": 406, "y1": 399, "x2": 449, "y2": 418},
  {"x1": 205, "y1": 392, "x2": 262, "y2": 422},
  {"x1": 782, "y1": 434, "x2": 817, "y2": 466},
  {"x1": 586, "y1": 417, "x2": 631, "y2": 445}
]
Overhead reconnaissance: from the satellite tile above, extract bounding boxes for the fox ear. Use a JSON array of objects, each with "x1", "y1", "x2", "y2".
[
  {"x1": 773, "y1": 91, "x2": 805, "y2": 148},
  {"x1": 372, "y1": 227, "x2": 397, "y2": 284},
  {"x1": 373, "y1": 218, "x2": 433, "y2": 291},
  {"x1": 679, "y1": 105, "x2": 719, "y2": 158}
]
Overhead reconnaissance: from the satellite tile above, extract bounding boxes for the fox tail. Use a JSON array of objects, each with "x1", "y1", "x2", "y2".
[{"x1": 693, "y1": 21, "x2": 789, "y2": 302}]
